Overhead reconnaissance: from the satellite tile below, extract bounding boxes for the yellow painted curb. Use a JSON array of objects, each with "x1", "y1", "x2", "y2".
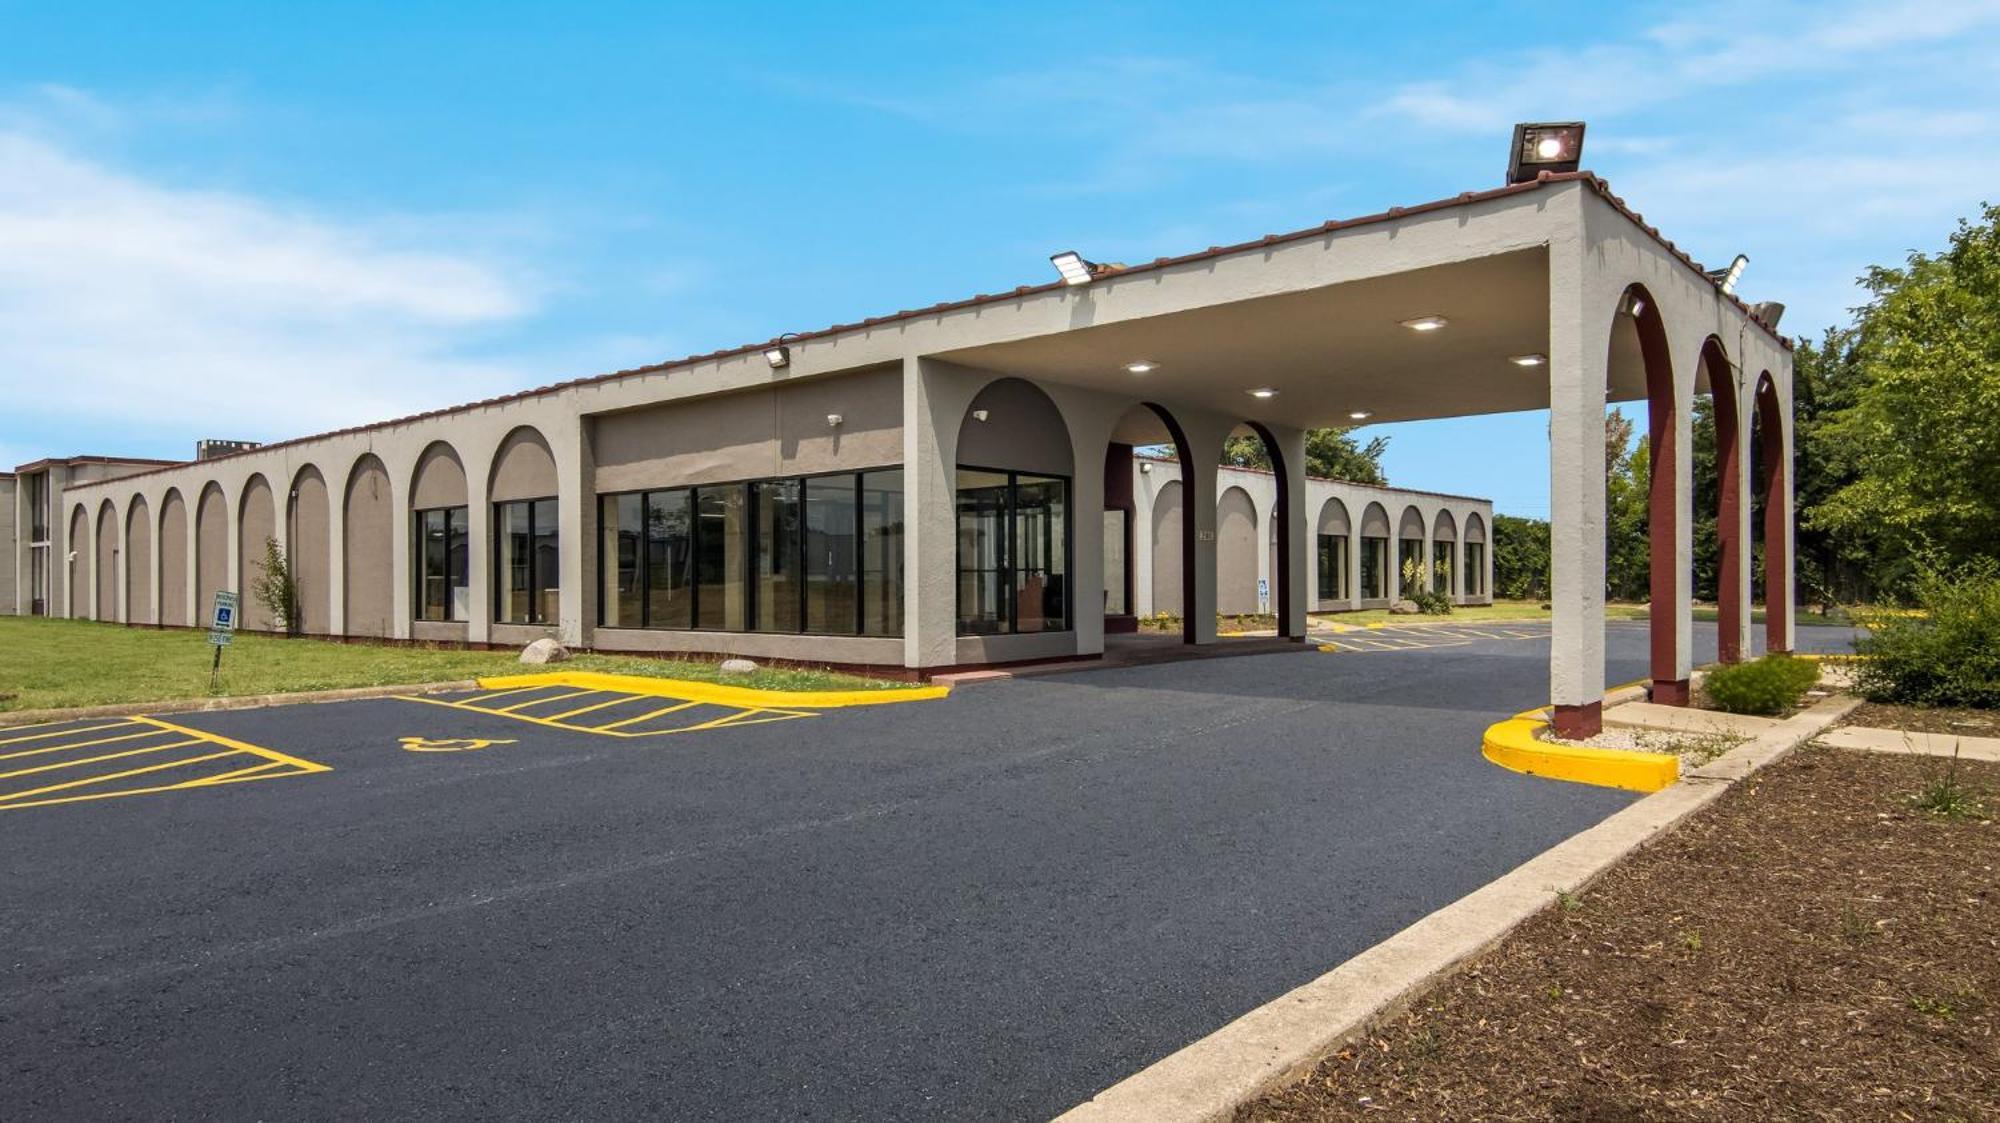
[
  {"x1": 475, "y1": 670, "x2": 949, "y2": 710},
  {"x1": 1481, "y1": 709, "x2": 1678, "y2": 793}
]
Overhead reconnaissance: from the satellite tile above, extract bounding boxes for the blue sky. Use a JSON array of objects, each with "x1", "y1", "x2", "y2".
[{"x1": 3, "y1": 1, "x2": 1996, "y2": 516}]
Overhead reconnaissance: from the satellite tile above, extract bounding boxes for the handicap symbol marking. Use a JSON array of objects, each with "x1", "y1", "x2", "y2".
[{"x1": 398, "y1": 735, "x2": 518, "y2": 753}]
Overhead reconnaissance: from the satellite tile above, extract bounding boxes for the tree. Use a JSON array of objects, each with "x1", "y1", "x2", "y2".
[
  {"x1": 1805, "y1": 207, "x2": 2000, "y2": 597},
  {"x1": 1493, "y1": 514, "x2": 1551, "y2": 600},
  {"x1": 1603, "y1": 408, "x2": 1652, "y2": 601},
  {"x1": 1219, "y1": 427, "x2": 1388, "y2": 485},
  {"x1": 252, "y1": 536, "x2": 300, "y2": 636}
]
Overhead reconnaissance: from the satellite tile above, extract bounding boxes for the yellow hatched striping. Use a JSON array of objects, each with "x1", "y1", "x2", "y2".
[
  {"x1": 0, "y1": 716, "x2": 329, "y2": 812},
  {"x1": 400, "y1": 690, "x2": 816, "y2": 738}
]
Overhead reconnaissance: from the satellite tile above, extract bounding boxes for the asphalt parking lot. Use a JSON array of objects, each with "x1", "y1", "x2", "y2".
[{"x1": 1, "y1": 621, "x2": 1858, "y2": 1121}]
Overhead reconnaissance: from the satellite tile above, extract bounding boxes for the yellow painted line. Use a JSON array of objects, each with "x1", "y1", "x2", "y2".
[
  {"x1": 475, "y1": 670, "x2": 949, "y2": 710},
  {"x1": 0, "y1": 738, "x2": 202, "y2": 781},
  {"x1": 183, "y1": 758, "x2": 290, "y2": 787},
  {"x1": 1480, "y1": 710, "x2": 1678, "y2": 793},
  {"x1": 129, "y1": 715, "x2": 332, "y2": 774},
  {"x1": 0, "y1": 756, "x2": 314, "y2": 810},
  {"x1": 0, "y1": 749, "x2": 242, "y2": 805},
  {"x1": 457, "y1": 684, "x2": 551, "y2": 706},
  {"x1": 542, "y1": 694, "x2": 648, "y2": 722},
  {"x1": 493, "y1": 688, "x2": 599, "y2": 714},
  {"x1": 0, "y1": 727, "x2": 171, "y2": 762},
  {"x1": 594, "y1": 699, "x2": 703, "y2": 731},
  {"x1": 0, "y1": 722, "x2": 130, "y2": 747},
  {"x1": 401, "y1": 694, "x2": 652, "y2": 738}
]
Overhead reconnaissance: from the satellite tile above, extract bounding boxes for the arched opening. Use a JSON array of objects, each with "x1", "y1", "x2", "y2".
[
  {"x1": 1104, "y1": 402, "x2": 1196, "y2": 640},
  {"x1": 1220, "y1": 421, "x2": 1298, "y2": 635},
  {"x1": 1698, "y1": 338, "x2": 1744, "y2": 663},
  {"x1": 159, "y1": 489, "x2": 189, "y2": 627},
  {"x1": 1315, "y1": 497, "x2": 1351, "y2": 608},
  {"x1": 1432, "y1": 509, "x2": 1458, "y2": 599},
  {"x1": 1396, "y1": 505, "x2": 1426, "y2": 598},
  {"x1": 954, "y1": 379, "x2": 1074, "y2": 637},
  {"x1": 1752, "y1": 371, "x2": 1790, "y2": 654},
  {"x1": 490, "y1": 427, "x2": 561, "y2": 628},
  {"x1": 289, "y1": 466, "x2": 332, "y2": 635},
  {"x1": 343, "y1": 455, "x2": 394, "y2": 638},
  {"x1": 95, "y1": 500, "x2": 118, "y2": 622},
  {"x1": 238, "y1": 475, "x2": 277, "y2": 631},
  {"x1": 410, "y1": 443, "x2": 470, "y2": 626},
  {"x1": 195, "y1": 483, "x2": 229, "y2": 627},
  {"x1": 66, "y1": 505, "x2": 90, "y2": 619},
  {"x1": 1216, "y1": 486, "x2": 1259, "y2": 616},
  {"x1": 1358, "y1": 502, "x2": 1391, "y2": 603},
  {"x1": 1612, "y1": 283, "x2": 1685, "y2": 703},
  {"x1": 1151, "y1": 479, "x2": 1185, "y2": 617},
  {"x1": 1463, "y1": 513, "x2": 1488, "y2": 600},
  {"x1": 126, "y1": 496, "x2": 152, "y2": 625}
]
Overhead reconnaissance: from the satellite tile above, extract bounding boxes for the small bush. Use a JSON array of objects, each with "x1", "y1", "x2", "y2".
[
  {"x1": 1703, "y1": 653, "x2": 1822, "y2": 715},
  {"x1": 1851, "y1": 563, "x2": 2000, "y2": 708}
]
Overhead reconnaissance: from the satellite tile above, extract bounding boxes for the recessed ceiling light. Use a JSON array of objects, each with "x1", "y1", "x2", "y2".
[
  {"x1": 1125, "y1": 360, "x2": 1158, "y2": 374},
  {"x1": 1401, "y1": 315, "x2": 1448, "y2": 332},
  {"x1": 1348, "y1": 410, "x2": 1373, "y2": 420},
  {"x1": 1248, "y1": 388, "x2": 1278, "y2": 399},
  {"x1": 1510, "y1": 353, "x2": 1547, "y2": 367}
]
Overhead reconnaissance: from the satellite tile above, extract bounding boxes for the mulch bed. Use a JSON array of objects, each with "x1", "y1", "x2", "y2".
[
  {"x1": 1844, "y1": 701, "x2": 2000, "y2": 738},
  {"x1": 1240, "y1": 748, "x2": 1999, "y2": 1121}
]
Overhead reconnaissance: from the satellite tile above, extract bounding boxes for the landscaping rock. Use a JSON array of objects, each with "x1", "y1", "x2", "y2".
[
  {"x1": 519, "y1": 638, "x2": 569, "y2": 665},
  {"x1": 718, "y1": 658, "x2": 758, "y2": 676},
  {"x1": 1389, "y1": 599, "x2": 1422, "y2": 615}
]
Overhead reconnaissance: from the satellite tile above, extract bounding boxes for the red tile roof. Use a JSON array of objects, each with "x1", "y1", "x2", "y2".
[{"x1": 67, "y1": 171, "x2": 1787, "y2": 489}]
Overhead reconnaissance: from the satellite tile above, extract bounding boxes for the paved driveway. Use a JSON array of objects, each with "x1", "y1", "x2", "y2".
[{"x1": 0, "y1": 622, "x2": 1855, "y2": 1120}]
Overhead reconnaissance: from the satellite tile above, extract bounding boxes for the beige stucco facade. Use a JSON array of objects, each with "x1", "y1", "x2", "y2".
[{"x1": 17, "y1": 173, "x2": 1791, "y2": 734}]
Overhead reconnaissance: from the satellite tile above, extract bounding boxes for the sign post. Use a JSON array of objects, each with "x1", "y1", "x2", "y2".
[
  {"x1": 1257, "y1": 576, "x2": 1270, "y2": 615},
  {"x1": 208, "y1": 590, "x2": 239, "y2": 689}
]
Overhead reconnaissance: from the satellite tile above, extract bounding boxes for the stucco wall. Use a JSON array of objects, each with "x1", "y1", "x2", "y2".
[
  {"x1": 343, "y1": 457, "x2": 394, "y2": 638},
  {"x1": 125, "y1": 497, "x2": 152, "y2": 624},
  {"x1": 292, "y1": 467, "x2": 332, "y2": 635},
  {"x1": 238, "y1": 476, "x2": 277, "y2": 631},
  {"x1": 0, "y1": 477, "x2": 14, "y2": 616},
  {"x1": 160, "y1": 490, "x2": 189, "y2": 626}
]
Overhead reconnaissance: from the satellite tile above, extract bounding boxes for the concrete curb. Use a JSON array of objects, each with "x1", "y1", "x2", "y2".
[
  {"x1": 0, "y1": 680, "x2": 482, "y2": 729},
  {"x1": 1053, "y1": 692, "x2": 1862, "y2": 1123}
]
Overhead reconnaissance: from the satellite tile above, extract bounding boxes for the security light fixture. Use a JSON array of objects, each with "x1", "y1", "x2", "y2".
[
  {"x1": 1506, "y1": 121, "x2": 1586, "y2": 184},
  {"x1": 764, "y1": 332, "x2": 801, "y2": 369},
  {"x1": 972, "y1": 409, "x2": 990, "y2": 423},
  {"x1": 1248, "y1": 388, "x2": 1278, "y2": 399},
  {"x1": 1139, "y1": 461, "x2": 1152, "y2": 474},
  {"x1": 826, "y1": 413, "x2": 843, "y2": 429},
  {"x1": 1621, "y1": 292, "x2": 1648, "y2": 318},
  {"x1": 1510, "y1": 353, "x2": 1547, "y2": 367},
  {"x1": 1348, "y1": 410, "x2": 1373, "y2": 421},
  {"x1": 1707, "y1": 254, "x2": 1749, "y2": 296},
  {"x1": 1751, "y1": 301, "x2": 1786, "y2": 328},
  {"x1": 1401, "y1": 315, "x2": 1448, "y2": 332},
  {"x1": 1050, "y1": 250, "x2": 1097, "y2": 286},
  {"x1": 1124, "y1": 360, "x2": 1158, "y2": 374}
]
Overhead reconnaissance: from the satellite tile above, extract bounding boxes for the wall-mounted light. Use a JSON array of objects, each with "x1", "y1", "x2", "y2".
[
  {"x1": 1124, "y1": 360, "x2": 1158, "y2": 374},
  {"x1": 1505, "y1": 121, "x2": 1586, "y2": 184},
  {"x1": 1750, "y1": 301, "x2": 1786, "y2": 328},
  {"x1": 1348, "y1": 410, "x2": 1373, "y2": 421},
  {"x1": 1248, "y1": 388, "x2": 1278, "y2": 399},
  {"x1": 972, "y1": 409, "x2": 990, "y2": 422},
  {"x1": 1139, "y1": 461, "x2": 1152, "y2": 474},
  {"x1": 826, "y1": 413, "x2": 843, "y2": 429},
  {"x1": 1400, "y1": 315, "x2": 1448, "y2": 332},
  {"x1": 1050, "y1": 250, "x2": 1097, "y2": 286},
  {"x1": 1621, "y1": 292, "x2": 1648, "y2": 318},
  {"x1": 1707, "y1": 253, "x2": 1749, "y2": 296},
  {"x1": 1510, "y1": 353, "x2": 1547, "y2": 367},
  {"x1": 764, "y1": 332, "x2": 801, "y2": 369}
]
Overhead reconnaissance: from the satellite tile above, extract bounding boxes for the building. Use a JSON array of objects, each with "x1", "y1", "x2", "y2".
[
  {"x1": 8, "y1": 455, "x2": 181, "y2": 620},
  {"x1": 9, "y1": 170, "x2": 1792, "y2": 737}
]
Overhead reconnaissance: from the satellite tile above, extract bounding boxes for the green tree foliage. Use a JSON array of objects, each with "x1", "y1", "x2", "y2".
[
  {"x1": 1809, "y1": 204, "x2": 2000, "y2": 588},
  {"x1": 252, "y1": 536, "x2": 300, "y2": 636},
  {"x1": 1603, "y1": 408, "x2": 1652, "y2": 601},
  {"x1": 1493, "y1": 514, "x2": 1550, "y2": 600},
  {"x1": 1219, "y1": 427, "x2": 1388, "y2": 484}
]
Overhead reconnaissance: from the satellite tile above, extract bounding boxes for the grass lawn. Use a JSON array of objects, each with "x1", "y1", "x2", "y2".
[{"x1": 0, "y1": 618, "x2": 898, "y2": 714}]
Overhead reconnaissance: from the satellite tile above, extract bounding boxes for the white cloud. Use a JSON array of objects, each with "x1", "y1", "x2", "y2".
[{"x1": 0, "y1": 101, "x2": 544, "y2": 453}]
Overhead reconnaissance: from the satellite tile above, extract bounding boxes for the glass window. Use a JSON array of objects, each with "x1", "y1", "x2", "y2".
[
  {"x1": 647, "y1": 489, "x2": 694, "y2": 630},
  {"x1": 1014, "y1": 474, "x2": 1068, "y2": 633},
  {"x1": 1361, "y1": 536, "x2": 1388, "y2": 600},
  {"x1": 416, "y1": 506, "x2": 470, "y2": 622},
  {"x1": 752, "y1": 480, "x2": 802, "y2": 633},
  {"x1": 1463, "y1": 542, "x2": 1485, "y2": 595},
  {"x1": 1433, "y1": 541, "x2": 1453, "y2": 595},
  {"x1": 695, "y1": 486, "x2": 747, "y2": 631},
  {"x1": 861, "y1": 470, "x2": 904, "y2": 637},
  {"x1": 599, "y1": 495, "x2": 643, "y2": 629},
  {"x1": 956, "y1": 469, "x2": 1011, "y2": 635},
  {"x1": 805, "y1": 476, "x2": 859, "y2": 635},
  {"x1": 1317, "y1": 534, "x2": 1349, "y2": 601},
  {"x1": 496, "y1": 498, "x2": 558, "y2": 624},
  {"x1": 1399, "y1": 537, "x2": 1425, "y2": 597}
]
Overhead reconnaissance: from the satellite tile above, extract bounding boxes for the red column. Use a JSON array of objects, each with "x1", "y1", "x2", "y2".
[{"x1": 1713, "y1": 374, "x2": 1743, "y2": 664}]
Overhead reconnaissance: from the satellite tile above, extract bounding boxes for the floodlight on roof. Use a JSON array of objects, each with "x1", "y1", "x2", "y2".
[
  {"x1": 1707, "y1": 254, "x2": 1749, "y2": 296},
  {"x1": 1050, "y1": 250, "x2": 1097, "y2": 286},
  {"x1": 1506, "y1": 122, "x2": 1586, "y2": 184},
  {"x1": 764, "y1": 332, "x2": 801, "y2": 369}
]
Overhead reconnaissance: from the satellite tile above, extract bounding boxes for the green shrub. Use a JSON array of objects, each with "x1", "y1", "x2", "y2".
[
  {"x1": 1703, "y1": 653, "x2": 1822, "y2": 715},
  {"x1": 1851, "y1": 564, "x2": 2000, "y2": 708}
]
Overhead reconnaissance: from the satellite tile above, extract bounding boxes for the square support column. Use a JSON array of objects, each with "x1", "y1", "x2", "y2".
[
  {"x1": 1548, "y1": 240, "x2": 1611, "y2": 738},
  {"x1": 902, "y1": 355, "x2": 969, "y2": 669},
  {"x1": 1265, "y1": 423, "x2": 1310, "y2": 640}
]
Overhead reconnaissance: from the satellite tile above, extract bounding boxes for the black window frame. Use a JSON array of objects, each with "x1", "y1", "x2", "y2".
[
  {"x1": 494, "y1": 496, "x2": 559, "y2": 625},
  {"x1": 412, "y1": 504, "x2": 470, "y2": 622},
  {"x1": 595, "y1": 466, "x2": 903, "y2": 638},
  {"x1": 954, "y1": 464, "x2": 1074, "y2": 637}
]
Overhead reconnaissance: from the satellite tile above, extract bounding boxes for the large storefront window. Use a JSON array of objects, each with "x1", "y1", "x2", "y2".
[
  {"x1": 1399, "y1": 537, "x2": 1425, "y2": 597},
  {"x1": 1463, "y1": 541, "x2": 1485, "y2": 595},
  {"x1": 496, "y1": 498, "x2": 559, "y2": 624},
  {"x1": 1432, "y1": 541, "x2": 1453, "y2": 595},
  {"x1": 598, "y1": 469, "x2": 902, "y2": 637},
  {"x1": 1361, "y1": 535, "x2": 1388, "y2": 600},
  {"x1": 1317, "y1": 534, "x2": 1348, "y2": 601},
  {"x1": 955, "y1": 467, "x2": 1069, "y2": 636},
  {"x1": 415, "y1": 506, "x2": 469, "y2": 621}
]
